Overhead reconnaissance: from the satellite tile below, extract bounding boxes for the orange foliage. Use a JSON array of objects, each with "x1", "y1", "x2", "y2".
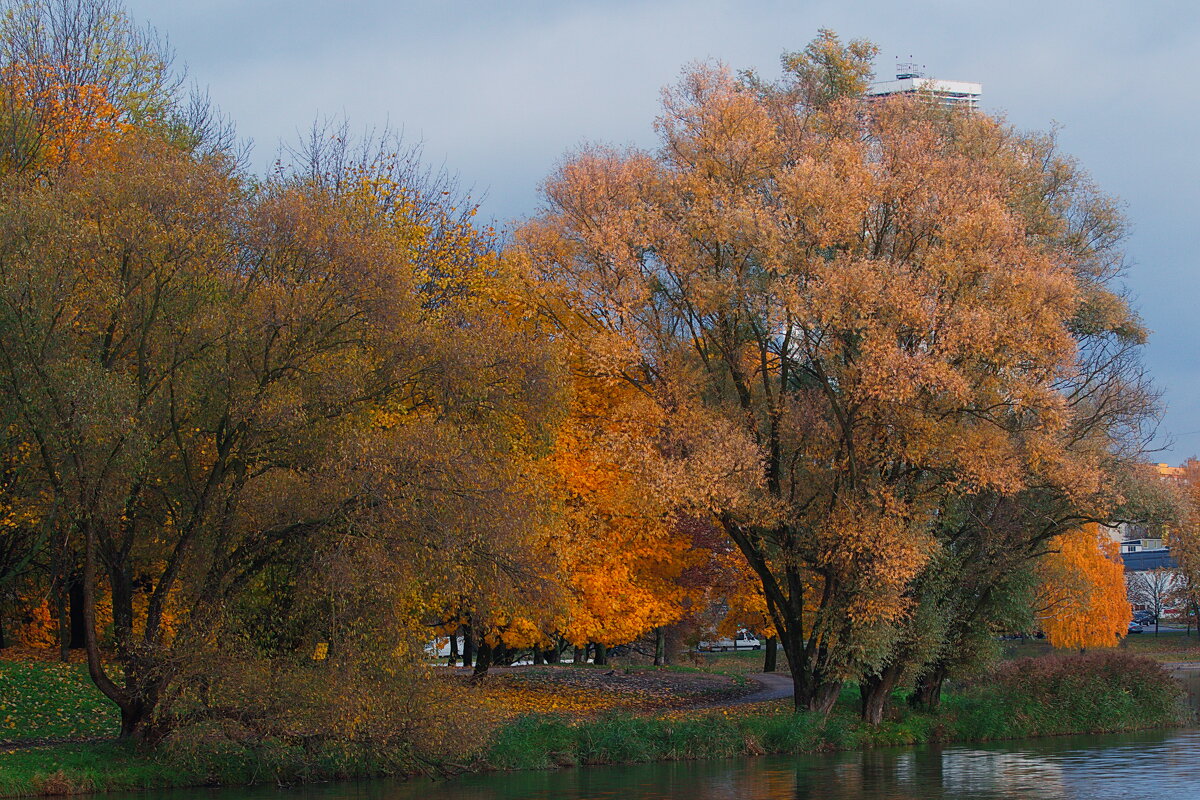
[
  {"x1": 1037, "y1": 523, "x2": 1131, "y2": 649},
  {"x1": 550, "y1": 373, "x2": 701, "y2": 647},
  {"x1": 11, "y1": 596, "x2": 56, "y2": 648},
  {"x1": 0, "y1": 63, "x2": 129, "y2": 172}
]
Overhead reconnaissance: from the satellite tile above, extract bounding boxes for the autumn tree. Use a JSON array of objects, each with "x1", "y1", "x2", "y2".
[
  {"x1": 0, "y1": 0, "x2": 229, "y2": 153},
  {"x1": 518, "y1": 34, "x2": 1147, "y2": 716},
  {"x1": 549, "y1": 370, "x2": 703, "y2": 658},
  {"x1": 1035, "y1": 524, "x2": 1131, "y2": 649},
  {"x1": 1166, "y1": 459, "x2": 1200, "y2": 631}
]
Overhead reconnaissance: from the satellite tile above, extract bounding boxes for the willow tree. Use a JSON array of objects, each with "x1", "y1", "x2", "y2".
[{"x1": 518, "y1": 36, "x2": 1138, "y2": 713}]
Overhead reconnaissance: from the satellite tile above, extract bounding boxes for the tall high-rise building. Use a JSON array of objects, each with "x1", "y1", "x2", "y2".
[{"x1": 866, "y1": 62, "x2": 982, "y2": 111}]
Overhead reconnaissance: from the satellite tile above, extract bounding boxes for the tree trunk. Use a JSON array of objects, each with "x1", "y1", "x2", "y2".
[
  {"x1": 533, "y1": 648, "x2": 544, "y2": 665},
  {"x1": 82, "y1": 525, "x2": 146, "y2": 739},
  {"x1": 654, "y1": 627, "x2": 666, "y2": 666},
  {"x1": 491, "y1": 644, "x2": 511, "y2": 666},
  {"x1": 463, "y1": 628, "x2": 475, "y2": 668},
  {"x1": 859, "y1": 662, "x2": 903, "y2": 724},
  {"x1": 573, "y1": 644, "x2": 586, "y2": 664},
  {"x1": 56, "y1": 583, "x2": 69, "y2": 662},
  {"x1": 68, "y1": 577, "x2": 87, "y2": 649},
  {"x1": 763, "y1": 636, "x2": 778, "y2": 673},
  {"x1": 473, "y1": 639, "x2": 492, "y2": 678},
  {"x1": 593, "y1": 642, "x2": 607, "y2": 666},
  {"x1": 779, "y1": 629, "x2": 841, "y2": 713},
  {"x1": 910, "y1": 664, "x2": 947, "y2": 711},
  {"x1": 448, "y1": 632, "x2": 458, "y2": 667}
]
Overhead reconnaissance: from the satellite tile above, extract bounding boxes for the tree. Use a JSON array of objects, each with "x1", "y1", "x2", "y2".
[
  {"x1": 518, "y1": 35, "x2": 1141, "y2": 715},
  {"x1": 1129, "y1": 567, "x2": 1178, "y2": 634},
  {"x1": 1036, "y1": 524, "x2": 1131, "y2": 649},
  {"x1": 549, "y1": 368, "x2": 702, "y2": 653},
  {"x1": 1167, "y1": 459, "x2": 1200, "y2": 632}
]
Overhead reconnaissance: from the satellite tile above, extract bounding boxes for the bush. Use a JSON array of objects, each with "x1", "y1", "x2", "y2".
[{"x1": 947, "y1": 651, "x2": 1186, "y2": 740}]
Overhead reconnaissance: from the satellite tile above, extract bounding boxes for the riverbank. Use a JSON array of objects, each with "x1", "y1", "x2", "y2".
[{"x1": 0, "y1": 650, "x2": 1189, "y2": 797}]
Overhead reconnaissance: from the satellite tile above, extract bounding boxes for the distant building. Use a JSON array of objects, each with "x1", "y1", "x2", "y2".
[
  {"x1": 866, "y1": 62, "x2": 981, "y2": 111},
  {"x1": 1102, "y1": 461, "x2": 1188, "y2": 551},
  {"x1": 1155, "y1": 462, "x2": 1186, "y2": 485}
]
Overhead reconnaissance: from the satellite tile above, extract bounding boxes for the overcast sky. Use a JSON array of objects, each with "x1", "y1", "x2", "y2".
[{"x1": 125, "y1": 0, "x2": 1200, "y2": 461}]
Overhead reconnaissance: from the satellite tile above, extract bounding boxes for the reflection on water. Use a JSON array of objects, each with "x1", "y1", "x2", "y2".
[{"x1": 130, "y1": 672, "x2": 1200, "y2": 800}]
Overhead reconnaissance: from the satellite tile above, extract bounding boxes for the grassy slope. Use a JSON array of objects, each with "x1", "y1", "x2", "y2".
[{"x1": 0, "y1": 661, "x2": 118, "y2": 743}]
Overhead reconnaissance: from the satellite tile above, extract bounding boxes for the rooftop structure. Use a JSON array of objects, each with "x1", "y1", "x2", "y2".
[
  {"x1": 1155, "y1": 462, "x2": 1186, "y2": 484},
  {"x1": 1121, "y1": 549, "x2": 1178, "y2": 573},
  {"x1": 866, "y1": 62, "x2": 982, "y2": 111}
]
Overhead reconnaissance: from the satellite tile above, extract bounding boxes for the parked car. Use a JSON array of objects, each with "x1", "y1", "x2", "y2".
[
  {"x1": 1133, "y1": 610, "x2": 1156, "y2": 626},
  {"x1": 698, "y1": 629, "x2": 761, "y2": 652},
  {"x1": 1128, "y1": 622, "x2": 1144, "y2": 634}
]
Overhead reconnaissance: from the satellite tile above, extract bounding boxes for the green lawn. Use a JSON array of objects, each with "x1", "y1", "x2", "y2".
[
  {"x1": 0, "y1": 660, "x2": 118, "y2": 743},
  {"x1": 1121, "y1": 629, "x2": 1200, "y2": 662}
]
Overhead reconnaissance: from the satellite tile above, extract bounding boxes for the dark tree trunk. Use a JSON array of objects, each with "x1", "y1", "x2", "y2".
[
  {"x1": 491, "y1": 644, "x2": 511, "y2": 666},
  {"x1": 859, "y1": 662, "x2": 903, "y2": 724},
  {"x1": 573, "y1": 644, "x2": 586, "y2": 664},
  {"x1": 593, "y1": 642, "x2": 608, "y2": 666},
  {"x1": 654, "y1": 627, "x2": 666, "y2": 666},
  {"x1": 448, "y1": 631, "x2": 459, "y2": 667},
  {"x1": 67, "y1": 577, "x2": 87, "y2": 649},
  {"x1": 763, "y1": 636, "x2": 778, "y2": 673},
  {"x1": 82, "y1": 525, "x2": 148, "y2": 739},
  {"x1": 0, "y1": 613, "x2": 5, "y2": 649},
  {"x1": 779, "y1": 629, "x2": 841, "y2": 713},
  {"x1": 910, "y1": 664, "x2": 947, "y2": 711},
  {"x1": 56, "y1": 584, "x2": 69, "y2": 662},
  {"x1": 473, "y1": 639, "x2": 492, "y2": 678},
  {"x1": 533, "y1": 648, "x2": 545, "y2": 665},
  {"x1": 463, "y1": 628, "x2": 475, "y2": 668}
]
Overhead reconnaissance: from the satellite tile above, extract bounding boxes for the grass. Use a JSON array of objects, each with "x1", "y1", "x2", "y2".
[
  {"x1": 0, "y1": 744, "x2": 185, "y2": 797},
  {"x1": 0, "y1": 661, "x2": 118, "y2": 742},
  {"x1": 1121, "y1": 629, "x2": 1200, "y2": 662}
]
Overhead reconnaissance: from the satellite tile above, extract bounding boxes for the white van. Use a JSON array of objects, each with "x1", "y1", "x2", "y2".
[{"x1": 698, "y1": 629, "x2": 761, "y2": 652}]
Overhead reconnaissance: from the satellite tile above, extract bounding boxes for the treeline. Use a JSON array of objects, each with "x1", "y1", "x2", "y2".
[{"x1": 0, "y1": 1, "x2": 1177, "y2": 746}]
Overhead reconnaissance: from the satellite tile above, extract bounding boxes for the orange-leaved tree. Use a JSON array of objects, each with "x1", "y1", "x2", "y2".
[
  {"x1": 550, "y1": 370, "x2": 703, "y2": 655},
  {"x1": 1036, "y1": 523, "x2": 1131, "y2": 649},
  {"x1": 517, "y1": 35, "x2": 1137, "y2": 713}
]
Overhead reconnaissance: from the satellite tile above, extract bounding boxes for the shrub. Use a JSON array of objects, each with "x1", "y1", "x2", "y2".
[{"x1": 948, "y1": 651, "x2": 1186, "y2": 740}]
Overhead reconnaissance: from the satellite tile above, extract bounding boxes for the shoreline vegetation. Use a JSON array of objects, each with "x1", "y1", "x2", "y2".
[{"x1": 1, "y1": 649, "x2": 1189, "y2": 798}]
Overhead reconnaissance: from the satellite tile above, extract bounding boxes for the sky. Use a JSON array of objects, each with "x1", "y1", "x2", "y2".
[{"x1": 125, "y1": 0, "x2": 1200, "y2": 461}]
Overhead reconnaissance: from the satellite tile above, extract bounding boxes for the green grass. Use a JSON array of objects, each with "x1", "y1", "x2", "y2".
[
  {"x1": 1121, "y1": 629, "x2": 1200, "y2": 661},
  {"x1": 0, "y1": 736, "x2": 423, "y2": 798},
  {"x1": 0, "y1": 743, "x2": 186, "y2": 797},
  {"x1": 0, "y1": 661, "x2": 118, "y2": 742}
]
